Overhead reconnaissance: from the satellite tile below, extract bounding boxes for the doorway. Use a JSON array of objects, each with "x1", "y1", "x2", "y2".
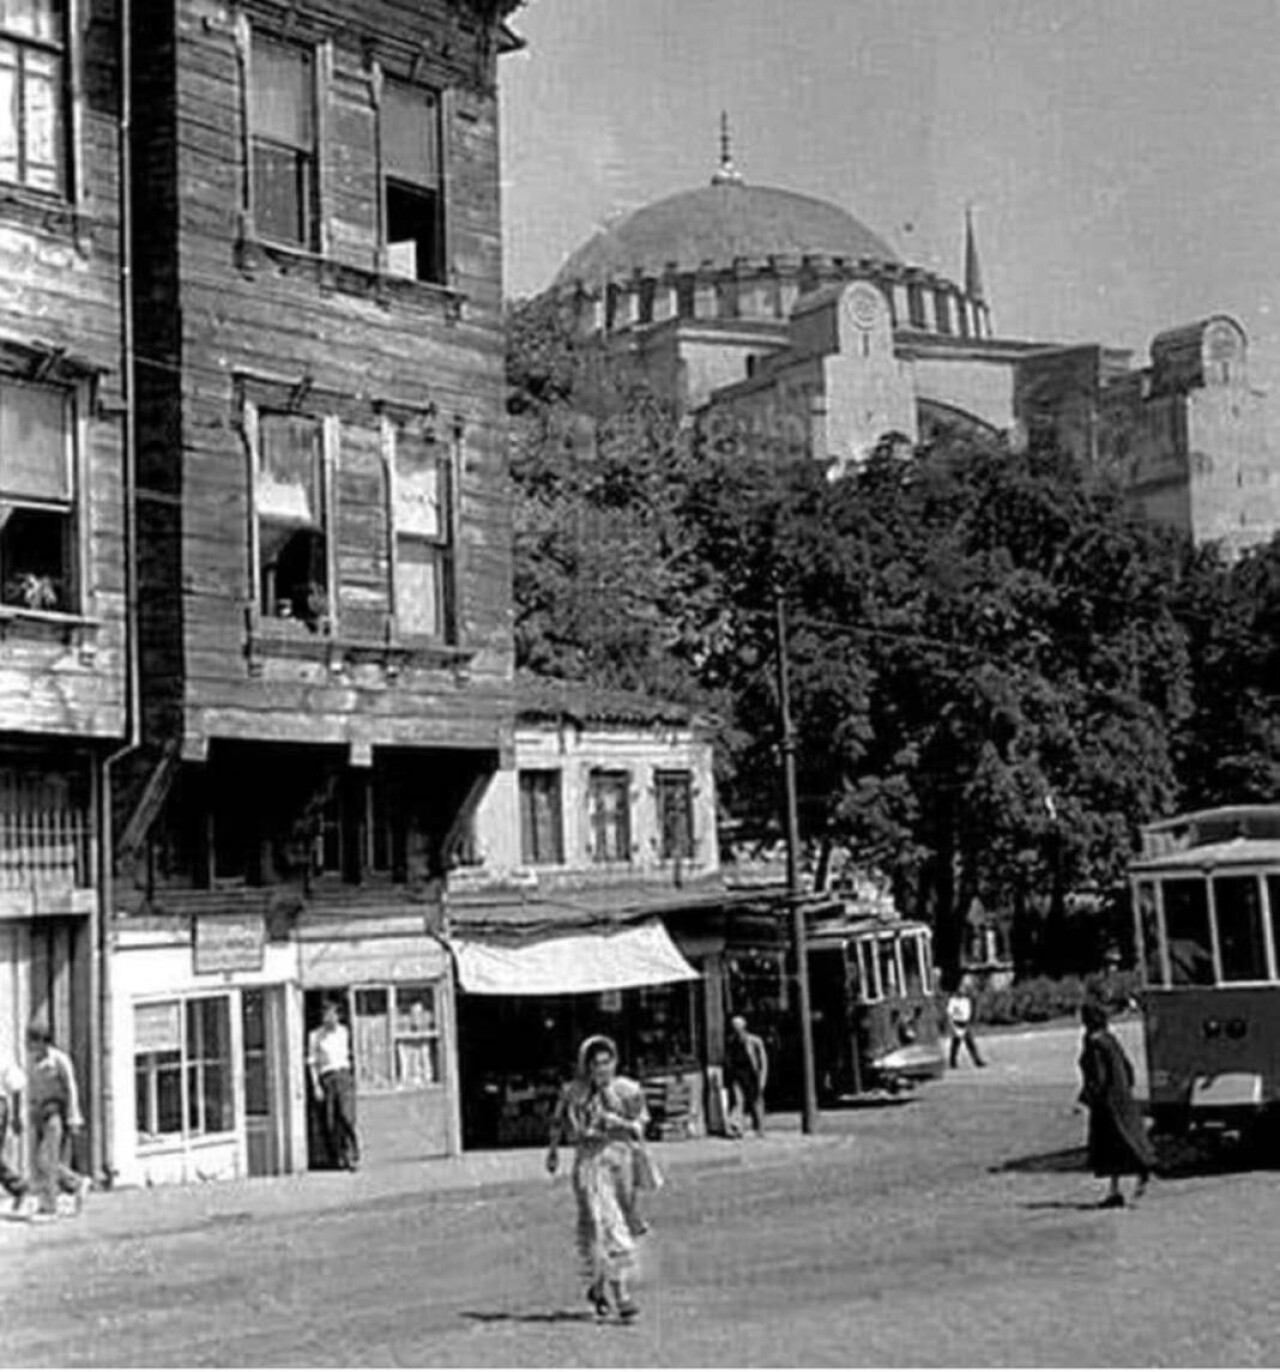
[{"x1": 241, "y1": 987, "x2": 289, "y2": 1177}]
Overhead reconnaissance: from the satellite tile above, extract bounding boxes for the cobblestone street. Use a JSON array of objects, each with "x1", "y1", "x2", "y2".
[{"x1": 2, "y1": 1021, "x2": 1277, "y2": 1367}]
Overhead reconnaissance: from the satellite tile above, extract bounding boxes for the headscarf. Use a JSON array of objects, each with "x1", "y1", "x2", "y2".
[{"x1": 577, "y1": 1034, "x2": 619, "y2": 1081}]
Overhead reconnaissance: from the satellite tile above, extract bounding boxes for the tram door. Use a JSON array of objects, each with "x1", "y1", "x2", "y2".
[
  {"x1": 241, "y1": 987, "x2": 289, "y2": 1177},
  {"x1": 808, "y1": 945, "x2": 853, "y2": 1102}
]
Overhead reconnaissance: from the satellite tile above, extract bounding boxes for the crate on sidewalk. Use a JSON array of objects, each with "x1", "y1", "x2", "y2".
[{"x1": 643, "y1": 1074, "x2": 695, "y2": 1141}]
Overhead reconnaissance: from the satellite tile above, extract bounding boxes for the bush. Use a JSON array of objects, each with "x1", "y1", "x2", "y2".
[{"x1": 967, "y1": 970, "x2": 1142, "y2": 1027}]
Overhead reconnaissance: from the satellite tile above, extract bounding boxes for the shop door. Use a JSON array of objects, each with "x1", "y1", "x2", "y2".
[{"x1": 242, "y1": 987, "x2": 288, "y2": 1177}]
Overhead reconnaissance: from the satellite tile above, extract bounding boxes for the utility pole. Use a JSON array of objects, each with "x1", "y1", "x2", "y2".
[{"x1": 774, "y1": 589, "x2": 819, "y2": 1135}]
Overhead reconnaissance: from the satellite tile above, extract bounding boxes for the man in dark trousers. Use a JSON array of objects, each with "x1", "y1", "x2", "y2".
[
  {"x1": 307, "y1": 997, "x2": 361, "y2": 1170},
  {"x1": 725, "y1": 1015, "x2": 769, "y2": 1138}
]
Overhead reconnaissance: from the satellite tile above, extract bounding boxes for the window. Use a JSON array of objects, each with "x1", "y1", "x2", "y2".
[
  {"x1": 855, "y1": 939, "x2": 880, "y2": 1001},
  {"x1": 135, "y1": 996, "x2": 234, "y2": 1145},
  {"x1": 1136, "y1": 881, "x2": 1165, "y2": 987},
  {"x1": 1162, "y1": 879, "x2": 1214, "y2": 986},
  {"x1": 655, "y1": 770, "x2": 694, "y2": 861},
  {"x1": 901, "y1": 935, "x2": 926, "y2": 997},
  {"x1": 907, "y1": 282, "x2": 926, "y2": 329},
  {"x1": 519, "y1": 769, "x2": 563, "y2": 866},
  {"x1": 254, "y1": 411, "x2": 329, "y2": 627},
  {"x1": 1213, "y1": 875, "x2": 1270, "y2": 983},
  {"x1": 249, "y1": 33, "x2": 317, "y2": 249},
  {"x1": 347, "y1": 982, "x2": 442, "y2": 1091},
  {"x1": 0, "y1": 378, "x2": 74, "y2": 612},
  {"x1": 589, "y1": 770, "x2": 631, "y2": 863},
  {"x1": 933, "y1": 290, "x2": 953, "y2": 336},
  {"x1": 877, "y1": 939, "x2": 902, "y2": 999},
  {"x1": 389, "y1": 426, "x2": 452, "y2": 640},
  {"x1": 0, "y1": 0, "x2": 66, "y2": 194},
  {"x1": 381, "y1": 79, "x2": 444, "y2": 283}
]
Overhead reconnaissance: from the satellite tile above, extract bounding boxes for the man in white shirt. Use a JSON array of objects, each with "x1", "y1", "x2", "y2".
[
  {"x1": 307, "y1": 997, "x2": 360, "y2": 1171},
  {"x1": 946, "y1": 980, "x2": 987, "y2": 1069},
  {"x1": 25, "y1": 1021, "x2": 91, "y2": 1218}
]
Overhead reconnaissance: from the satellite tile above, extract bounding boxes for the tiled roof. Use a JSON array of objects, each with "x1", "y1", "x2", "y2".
[{"x1": 515, "y1": 671, "x2": 706, "y2": 728}]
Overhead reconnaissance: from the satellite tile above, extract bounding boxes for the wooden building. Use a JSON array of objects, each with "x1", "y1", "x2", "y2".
[
  {"x1": 0, "y1": 0, "x2": 129, "y2": 1177},
  {"x1": 107, "y1": 0, "x2": 521, "y2": 1188}
]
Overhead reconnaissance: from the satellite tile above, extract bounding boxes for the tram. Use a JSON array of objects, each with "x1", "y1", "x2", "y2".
[
  {"x1": 804, "y1": 905, "x2": 946, "y2": 1101},
  {"x1": 1130, "y1": 804, "x2": 1280, "y2": 1137}
]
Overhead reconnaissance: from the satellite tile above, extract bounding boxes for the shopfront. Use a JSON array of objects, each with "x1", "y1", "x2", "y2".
[
  {"x1": 451, "y1": 918, "x2": 705, "y2": 1148},
  {"x1": 110, "y1": 917, "x2": 460, "y2": 1187}
]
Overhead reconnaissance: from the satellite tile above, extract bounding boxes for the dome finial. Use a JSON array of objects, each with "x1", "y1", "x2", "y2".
[{"x1": 712, "y1": 110, "x2": 744, "y2": 186}]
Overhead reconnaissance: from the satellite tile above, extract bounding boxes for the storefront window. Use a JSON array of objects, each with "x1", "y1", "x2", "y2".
[
  {"x1": 350, "y1": 982, "x2": 443, "y2": 1091},
  {"x1": 135, "y1": 996, "x2": 233, "y2": 1145}
]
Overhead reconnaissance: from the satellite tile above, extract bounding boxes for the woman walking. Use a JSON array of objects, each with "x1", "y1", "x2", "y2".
[
  {"x1": 1078, "y1": 1002, "x2": 1155, "y2": 1208},
  {"x1": 546, "y1": 1036, "x2": 651, "y2": 1322}
]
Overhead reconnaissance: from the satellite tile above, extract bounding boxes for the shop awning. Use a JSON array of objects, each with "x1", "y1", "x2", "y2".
[{"x1": 450, "y1": 919, "x2": 700, "y2": 997}]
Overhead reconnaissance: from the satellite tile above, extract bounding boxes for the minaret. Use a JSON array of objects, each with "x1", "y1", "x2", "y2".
[
  {"x1": 711, "y1": 110, "x2": 744, "y2": 186},
  {"x1": 964, "y1": 204, "x2": 985, "y2": 304}
]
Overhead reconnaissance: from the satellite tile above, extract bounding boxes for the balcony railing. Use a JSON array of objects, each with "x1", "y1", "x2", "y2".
[{"x1": 0, "y1": 809, "x2": 91, "y2": 889}]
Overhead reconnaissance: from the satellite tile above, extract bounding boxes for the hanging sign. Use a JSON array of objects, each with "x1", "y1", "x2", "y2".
[{"x1": 194, "y1": 914, "x2": 266, "y2": 975}]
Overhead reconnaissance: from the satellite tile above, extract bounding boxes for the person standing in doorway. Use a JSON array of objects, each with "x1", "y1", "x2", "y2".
[
  {"x1": 307, "y1": 997, "x2": 361, "y2": 1171},
  {"x1": 946, "y1": 979, "x2": 987, "y2": 1069},
  {"x1": 25, "y1": 1022, "x2": 90, "y2": 1221},
  {"x1": 0, "y1": 1054, "x2": 29, "y2": 1212},
  {"x1": 725, "y1": 1015, "x2": 769, "y2": 1137}
]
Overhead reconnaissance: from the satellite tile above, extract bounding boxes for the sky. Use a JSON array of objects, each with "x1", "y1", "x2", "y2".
[{"x1": 499, "y1": 0, "x2": 1280, "y2": 392}]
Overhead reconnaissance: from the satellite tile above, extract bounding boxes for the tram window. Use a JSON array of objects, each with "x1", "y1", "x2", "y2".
[
  {"x1": 1270, "y1": 878, "x2": 1280, "y2": 978},
  {"x1": 901, "y1": 936, "x2": 926, "y2": 996},
  {"x1": 878, "y1": 940, "x2": 902, "y2": 998},
  {"x1": 1162, "y1": 879, "x2": 1215, "y2": 986},
  {"x1": 1214, "y1": 876, "x2": 1270, "y2": 982},
  {"x1": 1136, "y1": 882, "x2": 1165, "y2": 987},
  {"x1": 846, "y1": 945, "x2": 863, "y2": 1000},
  {"x1": 858, "y1": 941, "x2": 881, "y2": 1001}
]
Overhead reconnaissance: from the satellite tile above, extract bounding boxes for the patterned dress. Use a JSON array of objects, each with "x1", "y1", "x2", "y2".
[{"x1": 552, "y1": 1075, "x2": 649, "y2": 1286}]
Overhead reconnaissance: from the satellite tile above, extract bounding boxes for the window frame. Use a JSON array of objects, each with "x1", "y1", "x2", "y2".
[
  {"x1": 518, "y1": 768, "x2": 564, "y2": 867},
  {"x1": 654, "y1": 768, "x2": 695, "y2": 863},
  {"x1": 343, "y1": 981, "x2": 445, "y2": 1095},
  {"x1": 242, "y1": 24, "x2": 321, "y2": 252},
  {"x1": 134, "y1": 994, "x2": 235, "y2": 1150},
  {"x1": 588, "y1": 768, "x2": 632, "y2": 865},
  {"x1": 0, "y1": 0, "x2": 75, "y2": 200},
  {"x1": 0, "y1": 370, "x2": 87, "y2": 618},
  {"x1": 376, "y1": 74, "x2": 448, "y2": 286},
  {"x1": 381, "y1": 414, "x2": 456, "y2": 645},
  {"x1": 242, "y1": 396, "x2": 338, "y2": 635}
]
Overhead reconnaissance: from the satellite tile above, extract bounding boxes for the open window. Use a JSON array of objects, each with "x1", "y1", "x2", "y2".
[
  {"x1": 0, "y1": 377, "x2": 75, "y2": 613},
  {"x1": 253, "y1": 411, "x2": 330, "y2": 629},
  {"x1": 381, "y1": 79, "x2": 445, "y2": 284},
  {"x1": 0, "y1": 0, "x2": 67, "y2": 195},
  {"x1": 249, "y1": 32, "x2": 317, "y2": 250},
  {"x1": 389, "y1": 424, "x2": 452, "y2": 641}
]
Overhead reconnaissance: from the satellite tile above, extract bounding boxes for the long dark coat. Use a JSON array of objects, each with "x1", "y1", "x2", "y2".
[{"x1": 1078, "y1": 1029, "x2": 1155, "y2": 1178}]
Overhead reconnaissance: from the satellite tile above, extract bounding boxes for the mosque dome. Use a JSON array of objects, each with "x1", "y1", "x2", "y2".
[{"x1": 555, "y1": 180, "x2": 901, "y2": 288}]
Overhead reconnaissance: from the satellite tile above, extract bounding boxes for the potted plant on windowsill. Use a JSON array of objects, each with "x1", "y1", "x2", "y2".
[{"x1": 4, "y1": 573, "x2": 59, "y2": 612}]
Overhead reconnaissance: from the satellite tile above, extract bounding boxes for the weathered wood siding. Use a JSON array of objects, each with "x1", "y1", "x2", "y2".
[
  {"x1": 0, "y1": 0, "x2": 126, "y2": 740},
  {"x1": 133, "y1": 0, "x2": 513, "y2": 759}
]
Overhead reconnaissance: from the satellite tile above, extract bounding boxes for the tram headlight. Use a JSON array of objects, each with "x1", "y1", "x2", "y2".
[
  {"x1": 1203, "y1": 1019, "x2": 1222, "y2": 1040},
  {"x1": 1227, "y1": 1019, "x2": 1247, "y2": 1040}
]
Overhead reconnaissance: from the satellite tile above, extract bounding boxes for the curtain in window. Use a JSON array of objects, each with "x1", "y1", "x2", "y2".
[
  {"x1": 257, "y1": 414, "x2": 320, "y2": 523},
  {"x1": 0, "y1": 381, "x2": 69, "y2": 501},
  {"x1": 250, "y1": 36, "x2": 313, "y2": 149},
  {"x1": 382, "y1": 81, "x2": 439, "y2": 188},
  {"x1": 394, "y1": 431, "x2": 445, "y2": 538}
]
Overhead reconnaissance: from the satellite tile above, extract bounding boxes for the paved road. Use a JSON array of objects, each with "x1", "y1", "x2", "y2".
[{"x1": 2, "y1": 1020, "x2": 1278, "y2": 1367}]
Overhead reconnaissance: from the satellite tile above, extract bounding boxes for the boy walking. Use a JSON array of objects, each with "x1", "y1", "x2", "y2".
[
  {"x1": 25, "y1": 1022, "x2": 90, "y2": 1220},
  {"x1": 946, "y1": 980, "x2": 987, "y2": 1069}
]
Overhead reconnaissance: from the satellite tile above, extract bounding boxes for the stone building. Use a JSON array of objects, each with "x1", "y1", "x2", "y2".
[{"x1": 548, "y1": 134, "x2": 1280, "y2": 553}]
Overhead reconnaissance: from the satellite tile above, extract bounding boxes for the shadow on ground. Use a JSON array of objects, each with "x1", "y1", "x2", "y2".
[
  {"x1": 460, "y1": 1310, "x2": 600, "y2": 1327},
  {"x1": 994, "y1": 1135, "x2": 1280, "y2": 1182}
]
